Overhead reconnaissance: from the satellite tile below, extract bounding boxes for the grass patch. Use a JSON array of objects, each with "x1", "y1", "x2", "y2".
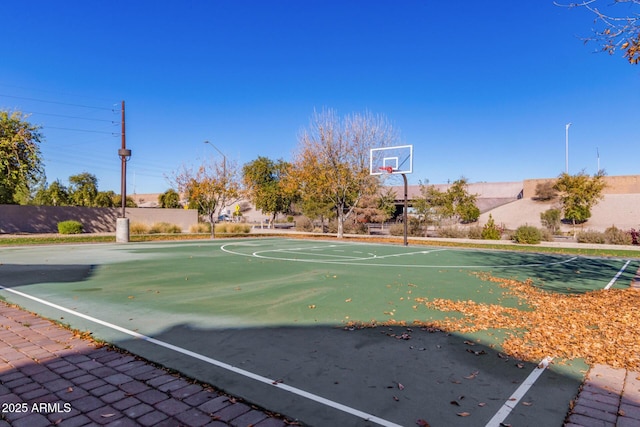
[{"x1": 1, "y1": 232, "x2": 639, "y2": 258}]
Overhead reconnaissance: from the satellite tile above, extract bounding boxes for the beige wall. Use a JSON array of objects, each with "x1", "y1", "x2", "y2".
[
  {"x1": 523, "y1": 175, "x2": 640, "y2": 198},
  {"x1": 0, "y1": 205, "x2": 198, "y2": 234}
]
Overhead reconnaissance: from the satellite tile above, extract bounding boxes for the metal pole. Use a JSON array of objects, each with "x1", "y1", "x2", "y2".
[
  {"x1": 204, "y1": 140, "x2": 226, "y2": 177},
  {"x1": 402, "y1": 173, "x2": 408, "y2": 246},
  {"x1": 116, "y1": 101, "x2": 132, "y2": 243},
  {"x1": 120, "y1": 101, "x2": 126, "y2": 218},
  {"x1": 118, "y1": 101, "x2": 132, "y2": 217}
]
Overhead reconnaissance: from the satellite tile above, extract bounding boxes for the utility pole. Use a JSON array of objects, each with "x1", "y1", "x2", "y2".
[{"x1": 116, "y1": 100, "x2": 132, "y2": 242}]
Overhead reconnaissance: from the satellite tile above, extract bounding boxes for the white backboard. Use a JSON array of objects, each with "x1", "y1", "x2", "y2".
[{"x1": 369, "y1": 145, "x2": 413, "y2": 175}]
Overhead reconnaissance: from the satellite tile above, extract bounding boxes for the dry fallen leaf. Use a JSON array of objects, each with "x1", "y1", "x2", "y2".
[
  {"x1": 464, "y1": 371, "x2": 479, "y2": 380},
  {"x1": 411, "y1": 273, "x2": 640, "y2": 370},
  {"x1": 416, "y1": 419, "x2": 430, "y2": 426},
  {"x1": 457, "y1": 412, "x2": 471, "y2": 417}
]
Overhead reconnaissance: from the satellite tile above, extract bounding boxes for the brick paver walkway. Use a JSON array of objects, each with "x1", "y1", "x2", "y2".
[
  {"x1": 0, "y1": 302, "x2": 290, "y2": 427},
  {"x1": 565, "y1": 364, "x2": 640, "y2": 427},
  {"x1": 2, "y1": 299, "x2": 640, "y2": 427}
]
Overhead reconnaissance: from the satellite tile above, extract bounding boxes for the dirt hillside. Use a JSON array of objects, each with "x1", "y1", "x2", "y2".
[{"x1": 478, "y1": 194, "x2": 640, "y2": 233}]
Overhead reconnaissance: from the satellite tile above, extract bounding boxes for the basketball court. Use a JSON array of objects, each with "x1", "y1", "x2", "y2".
[{"x1": 1, "y1": 238, "x2": 638, "y2": 426}]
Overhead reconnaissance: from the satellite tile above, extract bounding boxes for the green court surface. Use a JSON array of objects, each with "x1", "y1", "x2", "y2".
[{"x1": 1, "y1": 238, "x2": 638, "y2": 426}]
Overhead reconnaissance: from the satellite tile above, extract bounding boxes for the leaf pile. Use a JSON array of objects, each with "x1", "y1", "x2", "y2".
[{"x1": 414, "y1": 273, "x2": 640, "y2": 369}]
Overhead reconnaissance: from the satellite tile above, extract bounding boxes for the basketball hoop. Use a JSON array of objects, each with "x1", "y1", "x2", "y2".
[{"x1": 378, "y1": 166, "x2": 394, "y2": 174}]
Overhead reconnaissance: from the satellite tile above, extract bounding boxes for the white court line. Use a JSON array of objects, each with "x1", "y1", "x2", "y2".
[
  {"x1": 485, "y1": 356, "x2": 553, "y2": 427},
  {"x1": 604, "y1": 260, "x2": 631, "y2": 290},
  {"x1": 487, "y1": 258, "x2": 633, "y2": 426},
  {"x1": 0, "y1": 285, "x2": 403, "y2": 427},
  {"x1": 222, "y1": 242, "x2": 580, "y2": 269}
]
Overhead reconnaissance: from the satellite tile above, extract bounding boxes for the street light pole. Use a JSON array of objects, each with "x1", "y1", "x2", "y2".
[
  {"x1": 204, "y1": 140, "x2": 226, "y2": 177},
  {"x1": 565, "y1": 123, "x2": 572, "y2": 174}
]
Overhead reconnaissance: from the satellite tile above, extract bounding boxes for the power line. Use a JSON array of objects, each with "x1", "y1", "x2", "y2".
[
  {"x1": 43, "y1": 126, "x2": 117, "y2": 135},
  {"x1": 28, "y1": 110, "x2": 116, "y2": 122},
  {"x1": 0, "y1": 93, "x2": 115, "y2": 111},
  {"x1": 0, "y1": 83, "x2": 118, "y2": 104}
]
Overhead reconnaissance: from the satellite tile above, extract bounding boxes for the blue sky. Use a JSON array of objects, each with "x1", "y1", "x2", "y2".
[{"x1": 2, "y1": 1, "x2": 638, "y2": 194}]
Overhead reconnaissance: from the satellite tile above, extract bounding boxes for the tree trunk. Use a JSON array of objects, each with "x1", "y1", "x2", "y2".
[
  {"x1": 337, "y1": 205, "x2": 345, "y2": 238},
  {"x1": 209, "y1": 212, "x2": 215, "y2": 239}
]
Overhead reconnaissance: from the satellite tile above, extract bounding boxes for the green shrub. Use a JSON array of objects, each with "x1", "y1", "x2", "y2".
[
  {"x1": 467, "y1": 225, "x2": 483, "y2": 240},
  {"x1": 189, "y1": 223, "x2": 210, "y2": 233},
  {"x1": 389, "y1": 219, "x2": 423, "y2": 237},
  {"x1": 349, "y1": 221, "x2": 369, "y2": 235},
  {"x1": 130, "y1": 222, "x2": 150, "y2": 235},
  {"x1": 295, "y1": 217, "x2": 314, "y2": 232},
  {"x1": 437, "y1": 226, "x2": 467, "y2": 238},
  {"x1": 540, "y1": 208, "x2": 562, "y2": 234},
  {"x1": 512, "y1": 225, "x2": 542, "y2": 244},
  {"x1": 481, "y1": 214, "x2": 502, "y2": 240},
  {"x1": 576, "y1": 230, "x2": 606, "y2": 244},
  {"x1": 534, "y1": 181, "x2": 557, "y2": 201},
  {"x1": 604, "y1": 226, "x2": 633, "y2": 245},
  {"x1": 149, "y1": 222, "x2": 182, "y2": 234},
  {"x1": 389, "y1": 223, "x2": 404, "y2": 236},
  {"x1": 539, "y1": 227, "x2": 554, "y2": 242},
  {"x1": 57, "y1": 220, "x2": 83, "y2": 234},
  {"x1": 215, "y1": 223, "x2": 251, "y2": 234}
]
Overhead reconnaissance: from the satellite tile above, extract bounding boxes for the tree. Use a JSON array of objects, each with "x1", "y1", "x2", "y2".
[
  {"x1": 172, "y1": 158, "x2": 240, "y2": 238},
  {"x1": 540, "y1": 208, "x2": 562, "y2": 234},
  {"x1": 94, "y1": 191, "x2": 117, "y2": 207},
  {"x1": 444, "y1": 178, "x2": 480, "y2": 223},
  {"x1": 553, "y1": 170, "x2": 607, "y2": 225},
  {"x1": 413, "y1": 178, "x2": 479, "y2": 226},
  {"x1": 242, "y1": 157, "x2": 296, "y2": 223},
  {"x1": 559, "y1": 0, "x2": 640, "y2": 64},
  {"x1": 0, "y1": 110, "x2": 44, "y2": 204},
  {"x1": 413, "y1": 181, "x2": 447, "y2": 227},
  {"x1": 32, "y1": 180, "x2": 70, "y2": 206},
  {"x1": 68, "y1": 172, "x2": 99, "y2": 207},
  {"x1": 299, "y1": 197, "x2": 335, "y2": 232},
  {"x1": 534, "y1": 181, "x2": 558, "y2": 201},
  {"x1": 158, "y1": 189, "x2": 182, "y2": 208},
  {"x1": 376, "y1": 187, "x2": 398, "y2": 226},
  {"x1": 291, "y1": 109, "x2": 400, "y2": 238},
  {"x1": 113, "y1": 194, "x2": 137, "y2": 208}
]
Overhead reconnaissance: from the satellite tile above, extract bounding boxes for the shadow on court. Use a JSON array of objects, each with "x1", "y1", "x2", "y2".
[
  {"x1": 459, "y1": 250, "x2": 635, "y2": 293},
  {"x1": 113, "y1": 322, "x2": 583, "y2": 427},
  {"x1": 0, "y1": 264, "x2": 96, "y2": 287},
  {"x1": 2, "y1": 241, "x2": 628, "y2": 426}
]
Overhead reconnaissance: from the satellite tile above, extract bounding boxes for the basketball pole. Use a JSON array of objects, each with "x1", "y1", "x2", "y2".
[{"x1": 402, "y1": 173, "x2": 408, "y2": 246}]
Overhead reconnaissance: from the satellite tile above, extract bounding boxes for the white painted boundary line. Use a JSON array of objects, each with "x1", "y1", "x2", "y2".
[
  {"x1": 484, "y1": 356, "x2": 553, "y2": 427},
  {"x1": 604, "y1": 260, "x2": 631, "y2": 290},
  {"x1": 486, "y1": 258, "x2": 633, "y2": 426},
  {"x1": 222, "y1": 241, "x2": 580, "y2": 269},
  {"x1": 0, "y1": 285, "x2": 403, "y2": 427}
]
